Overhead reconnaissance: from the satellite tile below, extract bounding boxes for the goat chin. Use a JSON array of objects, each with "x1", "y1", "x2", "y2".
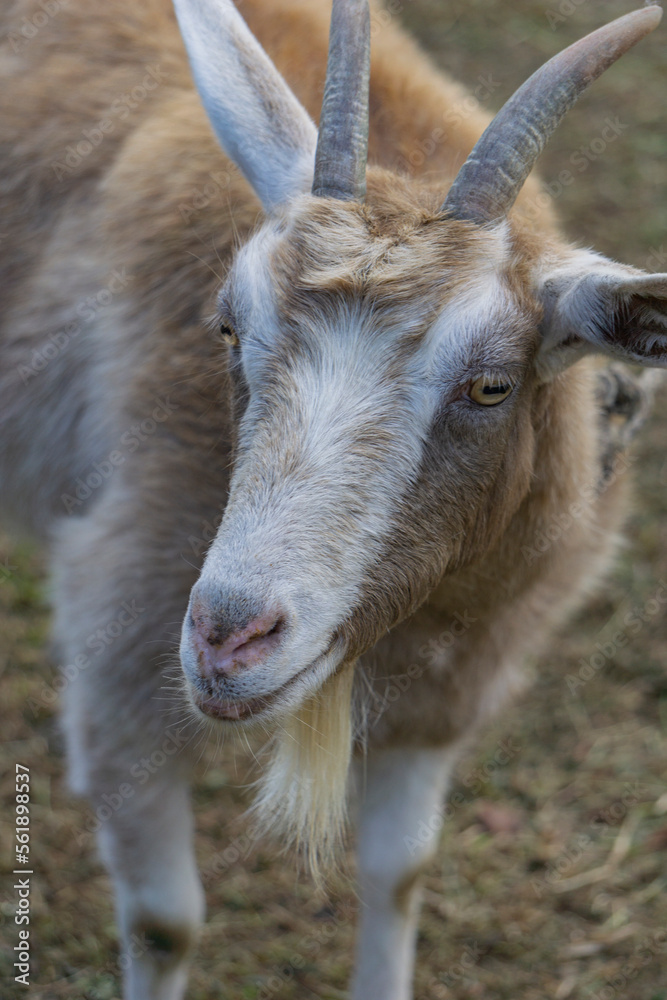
[{"x1": 250, "y1": 662, "x2": 356, "y2": 882}]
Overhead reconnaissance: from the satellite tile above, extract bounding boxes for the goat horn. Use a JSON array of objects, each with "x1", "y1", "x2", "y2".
[
  {"x1": 442, "y1": 4, "x2": 663, "y2": 224},
  {"x1": 312, "y1": 0, "x2": 371, "y2": 201}
]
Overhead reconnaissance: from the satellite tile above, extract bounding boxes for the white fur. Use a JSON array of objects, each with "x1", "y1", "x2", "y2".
[
  {"x1": 172, "y1": 0, "x2": 317, "y2": 209},
  {"x1": 351, "y1": 746, "x2": 462, "y2": 1000},
  {"x1": 534, "y1": 250, "x2": 667, "y2": 377},
  {"x1": 98, "y1": 780, "x2": 204, "y2": 1000},
  {"x1": 178, "y1": 223, "x2": 530, "y2": 873},
  {"x1": 181, "y1": 222, "x2": 525, "y2": 713}
]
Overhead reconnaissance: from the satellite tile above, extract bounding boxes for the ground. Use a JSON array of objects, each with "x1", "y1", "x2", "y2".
[{"x1": 1, "y1": 1, "x2": 667, "y2": 997}]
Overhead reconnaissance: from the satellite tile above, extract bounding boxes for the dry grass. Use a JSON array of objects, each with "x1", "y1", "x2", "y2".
[{"x1": 2, "y1": 1, "x2": 667, "y2": 998}]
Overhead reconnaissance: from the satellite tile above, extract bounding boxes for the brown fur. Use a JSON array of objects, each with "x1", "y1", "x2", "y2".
[
  {"x1": 0, "y1": 0, "x2": 627, "y2": 833},
  {"x1": 0, "y1": 0, "x2": 652, "y2": 992},
  {"x1": 393, "y1": 865, "x2": 426, "y2": 918}
]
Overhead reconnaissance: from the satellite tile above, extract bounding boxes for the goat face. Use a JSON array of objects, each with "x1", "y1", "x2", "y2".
[
  {"x1": 176, "y1": 0, "x2": 667, "y2": 726},
  {"x1": 180, "y1": 191, "x2": 542, "y2": 721}
]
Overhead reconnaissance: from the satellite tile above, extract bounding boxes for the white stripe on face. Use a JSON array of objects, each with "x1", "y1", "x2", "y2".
[{"x1": 183, "y1": 218, "x2": 526, "y2": 706}]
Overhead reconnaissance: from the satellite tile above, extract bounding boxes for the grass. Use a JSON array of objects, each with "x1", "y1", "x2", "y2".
[{"x1": 2, "y1": 1, "x2": 667, "y2": 998}]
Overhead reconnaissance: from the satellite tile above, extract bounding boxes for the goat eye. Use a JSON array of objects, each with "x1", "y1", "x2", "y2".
[
  {"x1": 468, "y1": 376, "x2": 513, "y2": 406},
  {"x1": 219, "y1": 323, "x2": 239, "y2": 347}
]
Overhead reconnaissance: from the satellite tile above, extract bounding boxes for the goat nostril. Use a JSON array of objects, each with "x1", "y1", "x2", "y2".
[
  {"x1": 267, "y1": 616, "x2": 284, "y2": 637},
  {"x1": 230, "y1": 614, "x2": 285, "y2": 652},
  {"x1": 189, "y1": 607, "x2": 288, "y2": 677}
]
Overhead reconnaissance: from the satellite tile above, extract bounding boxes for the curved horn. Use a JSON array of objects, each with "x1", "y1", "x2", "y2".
[
  {"x1": 442, "y1": 4, "x2": 663, "y2": 224},
  {"x1": 312, "y1": 0, "x2": 371, "y2": 201}
]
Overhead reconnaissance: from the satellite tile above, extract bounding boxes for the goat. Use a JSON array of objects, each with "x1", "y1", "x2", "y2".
[{"x1": 1, "y1": 0, "x2": 666, "y2": 997}]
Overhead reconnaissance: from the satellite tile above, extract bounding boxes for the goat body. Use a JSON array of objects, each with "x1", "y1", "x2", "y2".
[{"x1": 1, "y1": 1, "x2": 666, "y2": 997}]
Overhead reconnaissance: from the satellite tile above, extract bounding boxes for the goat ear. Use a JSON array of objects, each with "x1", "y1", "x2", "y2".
[
  {"x1": 173, "y1": 0, "x2": 317, "y2": 211},
  {"x1": 536, "y1": 256, "x2": 667, "y2": 379}
]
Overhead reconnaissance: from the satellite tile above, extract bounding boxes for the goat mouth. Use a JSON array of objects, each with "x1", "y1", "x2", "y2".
[
  {"x1": 193, "y1": 693, "x2": 273, "y2": 721},
  {"x1": 188, "y1": 633, "x2": 345, "y2": 724},
  {"x1": 191, "y1": 658, "x2": 320, "y2": 724}
]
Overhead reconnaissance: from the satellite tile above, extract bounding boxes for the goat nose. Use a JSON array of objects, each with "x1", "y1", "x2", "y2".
[{"x1": 189, "y1": 603, "x2": 286, "y2": 678}]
